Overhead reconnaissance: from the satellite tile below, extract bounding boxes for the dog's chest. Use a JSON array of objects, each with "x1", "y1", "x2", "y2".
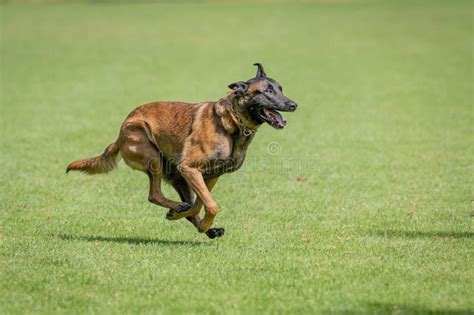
[{"x1": 203, "y1": 134, "x2": 254, "y2": 177}]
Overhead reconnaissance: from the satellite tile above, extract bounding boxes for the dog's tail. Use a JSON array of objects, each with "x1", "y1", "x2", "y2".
[{"x1": 66, "y1": 141, "x2": 120, "y2": 175}]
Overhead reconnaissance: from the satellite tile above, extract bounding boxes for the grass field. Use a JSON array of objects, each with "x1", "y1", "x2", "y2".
[{"x1": 1, "y1": 0, "x2": 473, "y2": 314}]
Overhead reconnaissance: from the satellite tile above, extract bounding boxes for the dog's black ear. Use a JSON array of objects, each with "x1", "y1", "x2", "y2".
[
  {"x1": 253, "y1": 63, "x2": 267, "y2": 78},
  {"x1": 228, "y1": 81, "x2": 248, "y2": 94}
]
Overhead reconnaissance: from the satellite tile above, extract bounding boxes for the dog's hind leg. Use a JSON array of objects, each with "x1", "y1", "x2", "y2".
[
  {"x1": 170, "y1": 177, "x2": 195, "y2": 205},
  {"x1": 147, "y1": 162, "x2": 192, "y2": 211},
  {"x1": 170, "y1": 177, "x2": 224, "y2": 239},
  {"x1": 119, "y1": 120, "x2": 188, "y2": 211}
]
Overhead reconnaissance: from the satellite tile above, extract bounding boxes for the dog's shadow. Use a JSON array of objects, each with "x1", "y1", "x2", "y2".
[{"x1": 57, "y1": 234, "x2": 207, "y2": 247}]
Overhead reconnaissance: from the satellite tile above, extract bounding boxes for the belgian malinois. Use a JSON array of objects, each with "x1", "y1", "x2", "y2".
[{"x1": 67, "y1": 63, "x2": 297, "y2": 239}]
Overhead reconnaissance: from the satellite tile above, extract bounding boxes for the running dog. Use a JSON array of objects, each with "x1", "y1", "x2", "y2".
[{"x1": 67, "y1": 63, "x2": 297, "y2": 239}]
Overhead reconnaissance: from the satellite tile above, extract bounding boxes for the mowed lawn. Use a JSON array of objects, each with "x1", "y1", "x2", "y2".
[{"x1": 1, "y1": 1, "x2": 472, "y2": 314}]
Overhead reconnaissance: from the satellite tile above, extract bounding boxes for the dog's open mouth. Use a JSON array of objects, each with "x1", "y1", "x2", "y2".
[{"x1": 259, "y1": 108, "x2": 286, "y2": 129}]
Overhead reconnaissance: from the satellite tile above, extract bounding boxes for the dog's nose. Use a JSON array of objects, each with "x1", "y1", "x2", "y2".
[{"x1": 286, "y1": 101, "x2": 297, "y2": 111}]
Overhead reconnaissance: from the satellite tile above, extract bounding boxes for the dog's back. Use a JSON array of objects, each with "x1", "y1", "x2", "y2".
[{"x1": 67, "y1": 101, "x2": 200, "y2": 174}]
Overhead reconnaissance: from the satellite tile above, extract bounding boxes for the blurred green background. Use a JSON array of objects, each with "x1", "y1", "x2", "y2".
[{"x1": 1, "y1": 0, "x2": 472, "y2": 314}]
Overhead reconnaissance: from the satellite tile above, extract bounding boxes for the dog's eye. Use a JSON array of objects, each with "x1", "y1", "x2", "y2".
[{"x1": 265, "y1": 88, "x2": 273, "y2": 94}]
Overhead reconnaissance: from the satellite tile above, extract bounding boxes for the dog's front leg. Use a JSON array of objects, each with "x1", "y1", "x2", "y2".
[{"x1": 178, "y1": 164, "x2": 218, "y2": 233}]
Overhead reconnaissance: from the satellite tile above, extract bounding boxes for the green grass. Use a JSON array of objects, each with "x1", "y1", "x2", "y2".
[{"x1": 1, "y1": 0, "x2": 472, "y2": 314}]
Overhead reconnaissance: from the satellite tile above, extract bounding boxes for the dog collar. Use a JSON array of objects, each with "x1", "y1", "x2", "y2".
[{"x1": 229, "y1": 103, "x2": 257, "y2": 137}]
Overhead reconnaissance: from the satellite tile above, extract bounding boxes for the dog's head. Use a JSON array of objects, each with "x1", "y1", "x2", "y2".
[{"x1": 228, "y1": 63, "x2": 297, "y2": 129}]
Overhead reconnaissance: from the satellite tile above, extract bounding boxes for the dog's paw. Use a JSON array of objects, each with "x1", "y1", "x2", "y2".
[
  {"x1": 165, "y1": 203, "x2": 193, "y2": 220},
  {"x1": 174, "y1": 202, "x2": 192, "y2": 213},
  {"x1": 165, "y1": 210, "x2": 177, "y2": 220},
  {"x1": 206, "y1": 228, "x2": 225, "y2": 239}
]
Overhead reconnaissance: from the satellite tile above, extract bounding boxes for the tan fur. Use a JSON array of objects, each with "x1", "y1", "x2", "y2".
[{"x1": 66, "y1": 142, "x2": 120, "y2": 174}]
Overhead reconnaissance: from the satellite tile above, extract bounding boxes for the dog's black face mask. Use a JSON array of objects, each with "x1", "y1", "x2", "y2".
[{"x1": 229, "y1": 63, "x2": 297, "y2": 129}]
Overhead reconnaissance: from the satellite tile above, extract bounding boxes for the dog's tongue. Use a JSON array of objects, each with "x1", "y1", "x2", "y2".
[{"x1": 264, "y1": 108, "x2": 286, "y2": 129}]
